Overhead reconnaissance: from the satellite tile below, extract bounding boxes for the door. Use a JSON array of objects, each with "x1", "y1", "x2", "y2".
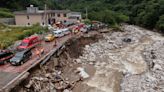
[{"x1": 23, "y1": 52, "x2": 30, "y2": 62}]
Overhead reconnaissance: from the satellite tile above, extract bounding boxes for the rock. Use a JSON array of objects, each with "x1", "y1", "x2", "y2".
[
  {"x1": 75, "y1": 59, "x2": 81, "y2": 63},
  {"x1": 63, "y1": 89, "x2": 71, "y2": 92},
  {"x1": 153, "y1": 64, "x2": 162, "y2": 70},
  {"x1": 78, "y1": 25, "x2": 164, "y2": 92},
  {"x1": 77, "y1": 67, "x2": 90, "y2": 79},
  {"x1": 25, "y1": 80, "x2": 34, "y2": 88},
  {"x1": 123, "y1": 38, "x2": 132, "y2": 43},
  {"x1": 45, "y1": 73, "x2": 52, "y2": 78},
  {"x1": 20, "y1": 24, "x2": 164, "y2": 92},
  {"x1": 120, "y1": 25, "x2": 164, "y2": 92},
  {"x1": 32, "y1": 77, "x2": 48, "y2": 81}
]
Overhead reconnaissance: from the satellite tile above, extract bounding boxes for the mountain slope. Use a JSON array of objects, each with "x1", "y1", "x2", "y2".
[
  {"x1": 56, "y1": 0, "x2": 164, "y2": 30},
  {"x1": 0, "y1": 0, "x2": 163, "y2": 31}
]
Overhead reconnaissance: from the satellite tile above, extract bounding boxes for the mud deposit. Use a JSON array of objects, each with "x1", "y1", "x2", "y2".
[{"x1": 12, "y1": 25, "x2": 164, "y2": 92}]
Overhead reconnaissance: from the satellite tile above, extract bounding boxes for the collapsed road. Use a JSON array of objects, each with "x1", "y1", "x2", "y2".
[
  {"x1": 0, "y1": 33, "x2": 73, "y2": 92},
  {"x1": 14, "y1": 25, "x2": 164, "y2": 92}
]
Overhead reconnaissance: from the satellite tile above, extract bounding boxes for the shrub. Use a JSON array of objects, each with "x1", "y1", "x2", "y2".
[
  {"x1": 0, "y1": 10, "x2": 14, "y2": 18},
  {"x1": 0, "y1": 38, "x2": 13, "y2": 49},
  {"x1": 0, "y1": 24, "x2": 48, "y2": 49},
  {"x1": 156, "y1": 15, "x2": 164, "y2": 32},
  {"x1": 83, "y1": 19, "x2": 92, "y2": 24}
]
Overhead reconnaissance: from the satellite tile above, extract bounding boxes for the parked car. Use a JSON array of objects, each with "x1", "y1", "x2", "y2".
[
  {"x1": 72, "y1": 24, "x2": 85, "y2": 33},
  {"x1": 53, "y1": 30, "x2": 64, "y2": 38},
  {"x1": 0, "y1": 50, "x2": 14, "y2": 64},
  {"x1": 75, "y1": 24, "x2": 85, "y2": 31},
  {"x1": 61, "y1": 28, "x2": 71, "y2": 35},
  {"x1": 72, "y1": 25, "x2": 79, "y2": 33},
  {"x1": 10, "y1": 49, "x2": 32, "y2": 66},
  {"x1": 17, "y1": 36, "x2": 41, "y2": 50},
  {"x1": 44, "y1": 33, "x2": 55, "y2": 42},
  {"x1": 86, "y1": 25, "x2": 92, "y2": 31},
  {"x1": 80, "y1": 25, "x2": 88, "y2": 33}
]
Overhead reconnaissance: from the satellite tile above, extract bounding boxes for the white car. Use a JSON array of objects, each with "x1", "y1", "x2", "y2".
[
  {"x1": 61, "y1": 28, "x2": 71, "y2": 35},
  {"x1": 53, "y1": 30, "x2": 64, "y2": 38},
  {"x1": 80, "y1": 27, "x2": 87, "y2": 33}
]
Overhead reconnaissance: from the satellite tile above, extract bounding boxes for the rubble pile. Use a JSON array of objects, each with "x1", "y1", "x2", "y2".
[
  {"x1": 74, "y1": 25, "x2": 147, "y2": 92},
  {"x1": 17, "y1": 34, "x2": 98, "y2": 92},
  {"x1": 121, "y1": 40, "x2": 164, "y2": 92},
  {"x1": 17, "y1": 25, "x2": 164, "y2": 92},
  {"x1": 79, "y1": 25, "x2": 149, "y2": 74},
  {"x1": 77, "y1": 25, "x2": 164, "y2": 92},
  {"x1": 20, "y1": 53, "x2": 84, "y2": 92}
]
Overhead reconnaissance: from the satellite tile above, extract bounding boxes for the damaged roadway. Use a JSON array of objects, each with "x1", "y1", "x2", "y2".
[{"x1": 15, "y1": 25, "x2": 164, "y2": 92}]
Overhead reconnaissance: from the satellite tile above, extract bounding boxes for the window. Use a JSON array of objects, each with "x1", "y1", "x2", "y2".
[
  {"x1": 20, "y1": 42, "x2": 28, "y2": 46},
  {"x1": 32, "y1": 39, "x2": 38, "y2": 44},
  {"x1": 64, "y1": 14, "x2": 67, "y2": 17},
  {"x1": 0, "y1": 53, "x2": 6, "y2": 59},
  {"x1": 69, "y1": 16, "x2": 76, "y2": 19},
  {"x1": 7, "y1": 52, "x2": 13, "y2": 56},
  {"x1": 42, "y1": 22, "x2": 45, "y2": 25},
  {"x1": 77, "y1": 17, "x2": 80, "y2": 20},
  {"x1": 27, "y1": 15, "x2": 30, "y2": 19},
  {"x1": 28, "y1": 23, "x2": 30, "y2": 25},
  {"x1": 53, "y1": 13, "x2": 55, "y2": 17},
  {"x1": 57, "y1": 14, "x2": 60, "y2": 17}
]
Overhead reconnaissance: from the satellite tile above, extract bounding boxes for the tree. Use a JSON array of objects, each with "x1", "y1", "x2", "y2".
[
  {"x1": 0, "y1": 0, "x2": 163, "y2": 31},
  {"x1": 156, "y1": 15, "x2": 164, "y2": 31}
]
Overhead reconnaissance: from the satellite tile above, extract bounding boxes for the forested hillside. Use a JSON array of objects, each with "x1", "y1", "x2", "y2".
[
  {"x1": 0, "y1": 0, "x2": 59, "y2": 10},
  {"x1": 57, "y1": 0, "x2": 164, "y2": 31},
  {"x1": 0, "y1": 0, "x2": 163, "y2": 31}
]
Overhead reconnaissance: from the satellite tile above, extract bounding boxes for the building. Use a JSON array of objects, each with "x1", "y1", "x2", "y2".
[{"x1": 14, "y1": 5, "x2": 82, "y2": 26}]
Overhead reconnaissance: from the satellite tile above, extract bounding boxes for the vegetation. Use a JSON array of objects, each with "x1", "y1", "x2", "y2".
[
  {"x1": 156, "y1": 15, "x2": 164, "y2": 31},
  {"x1": 0, "y1": 8, "x2": 14, "y2": 18},
  {"x1": 0, "y1": 23, "x2": 48, "y2": 49},
  {"x1": 0, "y1": 0, "x2": 163, "y2": 30},
  {"x1": 56, "y1": 0, "x2": 163, "y2": 31},
  {"x1": 0, "y1": 0, "x2": 60, "y2": 10}
]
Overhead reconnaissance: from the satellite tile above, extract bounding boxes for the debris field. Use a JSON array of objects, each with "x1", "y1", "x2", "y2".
[{"x1": 14, "y1": 25, "x2": 164, "y2": 92}]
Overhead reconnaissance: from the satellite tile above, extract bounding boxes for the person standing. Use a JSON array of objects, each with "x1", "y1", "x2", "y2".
[
  {"x1": 40, "y1": 47, "x2": 44, "y2": 55},
  {"x1": 35, "y1": 48, "x2": 40, "y2": 58},
  {"x1": 54, "y1": 39, "x2": 57, "y2": 47}
]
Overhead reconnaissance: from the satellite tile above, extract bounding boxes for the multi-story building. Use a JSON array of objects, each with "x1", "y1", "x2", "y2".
[{"x1": 14, "y1": 5, "x2": 82, "y2": 26}]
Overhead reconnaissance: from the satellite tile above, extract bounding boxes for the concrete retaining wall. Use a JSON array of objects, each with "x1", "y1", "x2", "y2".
[{"x1": 0, "y1": 18, "x2": 15, "y2": 25}]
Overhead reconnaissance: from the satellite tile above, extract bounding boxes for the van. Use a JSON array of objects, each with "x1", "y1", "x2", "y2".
[
  {"x1": 18, "y1": 36, "x2": 41, "y2": 50},
  {"x1": 10, "y1": 49, "x2": 32, "y2": 66},
  {"x1": 53, "y1": 30, "x2": 64, "y2": 38},
  {"x1": 61, "y1": 28, "x2": 71, "y2": 35}
]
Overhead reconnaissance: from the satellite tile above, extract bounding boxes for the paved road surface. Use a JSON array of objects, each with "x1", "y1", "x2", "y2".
[{"x1": 0, "y1": 34, "x2": 72, "y2": 91}]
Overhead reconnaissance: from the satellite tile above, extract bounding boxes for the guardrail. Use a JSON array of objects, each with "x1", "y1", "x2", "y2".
[{"x1": 1, "y1": 35, "x2": 72, "y2": 92}]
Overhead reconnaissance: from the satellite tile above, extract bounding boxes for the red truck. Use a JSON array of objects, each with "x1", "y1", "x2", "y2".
[
  {"x1": 72, "y1": 24, "x2": 85, "y2": 33},
  {"x1": 18, "y1": 36, "x2": 41, "y2": 50}
]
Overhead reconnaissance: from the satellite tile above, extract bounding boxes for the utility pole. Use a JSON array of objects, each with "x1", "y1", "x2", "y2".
[
  {"x1": 86, "y1": 7, "x2": 88, "y2": 19},
  {"x1": 44, "y1": 4, "x2": 47, "y2": 26}
]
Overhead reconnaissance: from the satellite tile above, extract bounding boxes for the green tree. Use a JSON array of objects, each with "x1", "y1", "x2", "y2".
[{"x1": 156, "y1": 15, "x2": 164, "y2": 31}]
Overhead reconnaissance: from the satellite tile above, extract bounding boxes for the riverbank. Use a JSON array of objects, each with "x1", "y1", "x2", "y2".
[{"x1": 14, "y1": 25, "x2": 164, "y2": 92}]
